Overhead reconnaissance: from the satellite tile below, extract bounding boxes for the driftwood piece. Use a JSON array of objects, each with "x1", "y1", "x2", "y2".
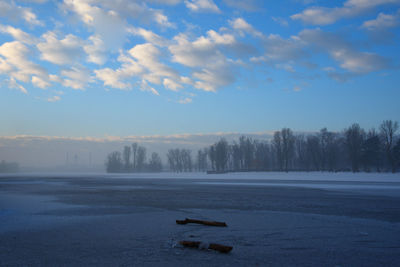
[
  {"x1": 179, "y1": 240, "x2": 233, "y2": 253},
  {"x1": 176, "y1": 218, "x2": 227, "y2": 227}
]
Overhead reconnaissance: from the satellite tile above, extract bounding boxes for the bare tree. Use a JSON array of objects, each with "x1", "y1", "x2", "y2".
[
  {"x1": 215, "y1": 138, "x2": 229, "y2": 172},
  {"x1": 167, "y1": 149, "x2": 178, "y2": 172},
  {"x1": 325, "y1": 132, "x2": 339, "y2": 172},
  {"x1": 106, "y1": 151, "x2": 123, "y2": 173},
  {"x1": 254, "y1": 141, "x2": 270, "y2": 171},
  {"x1": 136, "y1": 146, "x2": 146, "y2": 172},
  {"x1": 231, "y1": 142, "x2": 242, "y2": 171},
  {"x1": 197, "y1": 148, "x2": 208, "y2": 172},
  {"x1": 361, "y1": 129, "x2": 382, "y2": 172},
  {"x1": 148, "y1": 152, "x2": 162, "y2": 172},
  {"x1": 272, "y1": 131, "x2": 283, "y2": 171},
  {"x1": 208, "y1": 145, "x2": 216, "y2": 171},
  {"x1": 181, "y1": 149, "x2": 192, "y2": 172},
  {"x1": 380, "y1": 120, "x2": 399, "y2": 173},
  {"x1": 123, "y1": 146, "x2": 131, "y2": 171},
  {"x1": 344, "y1": 123, "x2": 365, "y2": 172},
  {"x1": 132, "y1": 143, "x2": 138, "y2": 171},
  {"x1": 295, "y1": 134, "x2": 309, "y2": 171},
  {"x1": 307, "y1": 135, "x2": 322, "y2": 171},
  {"x1": 281, "y1": 128, "x2": 295, "y2": 172}
]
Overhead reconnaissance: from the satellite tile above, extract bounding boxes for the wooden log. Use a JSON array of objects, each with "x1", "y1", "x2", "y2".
[
  {"x1": 179, "y1": 241, "x2": 233, "y2": 253},
  {"x1": 176, "y1": 218, "x2": 227, "y2": 227}
]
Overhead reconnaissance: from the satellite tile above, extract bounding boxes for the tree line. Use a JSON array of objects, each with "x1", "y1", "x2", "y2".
[
  {"x1": 204, "y1": 120, "x2": 400, "y2": 173},
  {"x1": 105, "y1": 120, "x2": 400, "y2": 173},
  {"x1": 106, "y1": 143, "x2": 162, "y2": 173}
]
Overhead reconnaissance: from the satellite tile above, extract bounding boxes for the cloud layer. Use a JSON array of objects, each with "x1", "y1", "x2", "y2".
[{"x1": 0, "y1": 0, "x2": 398, "y2": 102}]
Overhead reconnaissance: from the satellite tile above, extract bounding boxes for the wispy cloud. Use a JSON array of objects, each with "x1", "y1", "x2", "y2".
[{"x1": 291, "y1": 0, "x2": 400, "y2": 25}]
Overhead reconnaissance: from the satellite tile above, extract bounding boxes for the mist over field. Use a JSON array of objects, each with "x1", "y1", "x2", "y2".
[{"x1": 0, "y1": 132, "x2": 274, "y2": 171}]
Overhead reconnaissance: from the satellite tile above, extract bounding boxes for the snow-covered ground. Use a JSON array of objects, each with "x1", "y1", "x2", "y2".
[
  {"x1": 2, "y1": 171, "x2": 400, "y2": 181},
  {"x1": 1, "y1": 173, "x2": 399, "y2": 266}
]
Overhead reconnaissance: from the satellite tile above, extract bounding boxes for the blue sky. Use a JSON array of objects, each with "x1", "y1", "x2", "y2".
[{"x1": 0, "y1": 0, "x2": 400, "y2": 138}]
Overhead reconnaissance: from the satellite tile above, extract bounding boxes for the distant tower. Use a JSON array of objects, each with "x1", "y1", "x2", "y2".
[{"x1": 74, "y1": 154, "x2": 78, "y2": 165}]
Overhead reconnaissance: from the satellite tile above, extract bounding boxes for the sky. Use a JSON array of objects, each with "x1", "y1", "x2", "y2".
[{"x1": 0, "y1": 0, "x2": 400, "y2": 168}]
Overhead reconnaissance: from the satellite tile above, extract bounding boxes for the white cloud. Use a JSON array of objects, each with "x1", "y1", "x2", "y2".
[
  {"x1": 94, "y1": 68, "x2": 130, "y2": 90},
  {"x1": 163, "y1": 78, "x2": 183, "y2": 91},
  {"x1": 37, "y1": 32, "x2": 83, "y2": 65},
  {"x1": 178, "y1": 97, "x2": 192, "y2": 104},
  {"x1": 0, "y1": 41, "x2": 48, "y2": 84},
  {"x1": 299, "y1": 28, "x2": 391, "y2": 73},
  {"x1": 261, "y1": 34, "x2": 306, "y2": 62},
  {"x1": 0, "y1": 24, "x2": 37, "y2": 45},
  {"x1": 223, "y1": 0, "x2": 261, "y2": 12},
  {"x1": 61, "y1": 66, "x2": 92, "y2": 90},
  {"x1": 169, "y1": 33, "x2": 224, "y2": 67},
  {"x1": 32, "y1": 76, "x2": 50, "y2": 89},
  {"x1": 63, "y1": 0, "x2": 128, "y2": 50},
  {"x1": 229, "y1": 18, "x2": 262, "y2": 37},
  {"x1": 140, "y1": 79, "x2": 160, "y2": 95},
  {"x1": 19, "y1": 0, "x2": 48, "y2": 3},
  {"x1": 168, "y1": 30, "x2": 240, "y2": 91},
  {"x1": 8, "y1": 77, "x2": 28, "y2": 94},
  {"x1": 129, "y1": 43, "x2": 179, "y2": 84},
  {"x1": 154, "y1": 12, "x2": 175, "y2": 28},
  {"x1": 193, "y1": 62, "x2": 235, "y2": 92},
  {"x1": 127, "y1": 27, "x2": 168, "y2": 47},
  {"x1": 185, "y1": 0, "x2": 220, "y2": 13},
  {"x1": 99, "y1": 0, "x2": 175, "y2": 28},
  {"x1": 47, "y1": 95, "x2": 61, "y2": 102},
  {"x1": 63, "y1": 0, "x2": 174, "y2": 52},
  {"x1": 95, "y1": 43, "x2": 179, "y2": 91},
  {"x1": 362, "y1": 11, "x2": 400, "y2": 30},
  {"x1": 272, "y1": 17, "x2": 289, "y2": 27},
  {"x1": 291, "y1": 0, "x2": 400, "y2": 25},
  {"x1": 84, "y1": 35, "x2": 107, "y2": 65},
  {"x1": 148, "y1": 0, "x2": 182, "y2": 4},
  {"x1": 206, "y1": 30, "x2": 236, "y2": 45},
  {"x1": 0, "y1": 0, "x2": 42, "y2": 26}
]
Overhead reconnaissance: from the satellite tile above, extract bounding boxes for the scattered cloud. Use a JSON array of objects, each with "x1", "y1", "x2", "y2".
[
  {"x1": 272, "y1": 17, "x2": 289, "y2": 27},
  {"x1": 256, "y1": 34, "x2": 306, "y2": 63},
  {"x1": 0, "y1": 41, "x2": 48, "y2": 85},
  {"x1": 61, "y1": 66, "x2": 93, "y2": 90},
  {"x1": 47, "y1": 95, "x2": 61, "y2": 102},
  {"x1": 291, "y1": 0, "x2": 400, "y2": 25},
  {"x1": 0, "y1": 24, "x2": 37, "y2": 45},
  {"x1": 223, "y1": 0, "x2": 262, "y2": 12},
  {"x1": 299, "y1": 28, "x2": 392, "y2": 74},
  {"x1": 229, "y1": 18, "x2": 262, "y2": 37},
  {"x1": 139, "y1": 79, "x2": 160, "y2": 95},
  {"x1": 185, "y1": 0, "x2": 220, "y2": 13},
  {"x1": 168, "y1": 31, "x2": 237, "y2": 91},
  {"x1": 37, "y1": 32, "x2": 83, "y2": 65},
  {"x1": 32, "y1": 76, "x2": 51, "y2": 89},
  {"x1": 94, "y1": 68, "x2": 130, "y2": 90},
  {"x1": 84, "y1": 35, "x2": 107, "y2": 65},
  {"x1": 0, "y1": 0, "x2": 398, "y2": 102},
  {"x1": 8, "y1": 77, "x2": 28, "y2": 94},
  {"x1": 178, "y1": 97, "x2": 192, "y2": 104},
  {"x1": 0, "y1": 0, "x2": 42, "y2": 26},
  {"x1": 362, "y1": 11, "x2": 400, "y2": 30},
  {"x1": 128, "y1": 27, "x2": 168, "y2": 47}
]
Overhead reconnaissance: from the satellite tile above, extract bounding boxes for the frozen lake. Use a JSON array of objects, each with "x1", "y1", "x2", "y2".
[{"x1": 1, "y1": 172, "x2": 400, "y2": 266}]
